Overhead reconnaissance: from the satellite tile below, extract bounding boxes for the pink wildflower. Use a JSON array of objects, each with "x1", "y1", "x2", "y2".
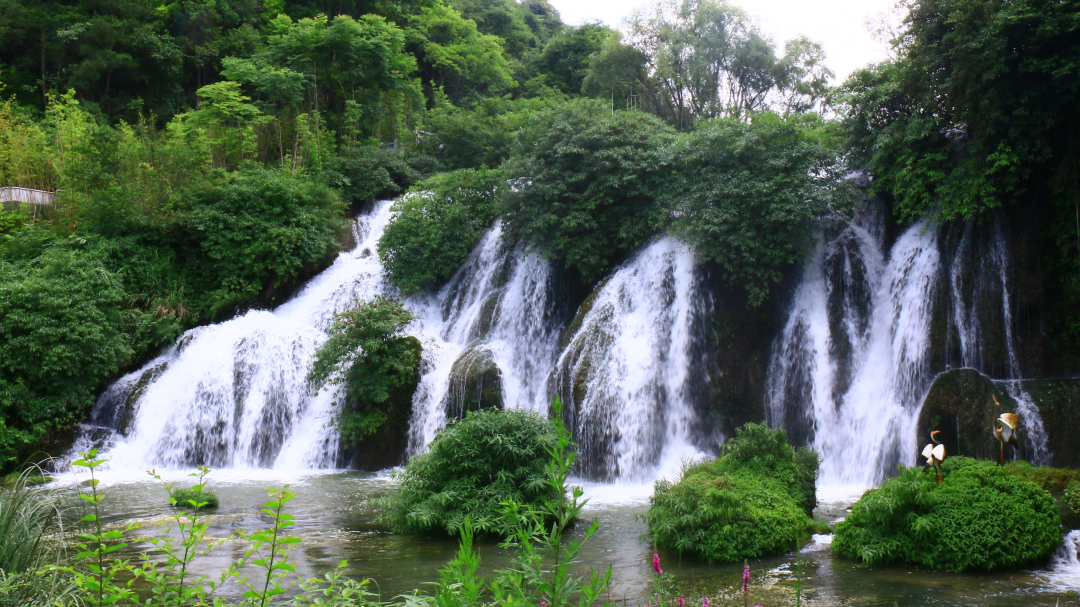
[
  {"x1": 676, "y1": 596, "x2": 685, "y2": 607},
  {"x1": 653, "y1": 553, "x2": 664, "y2": 575},
  {"x1": 702, "y1": 598, "x2": 710, "y2": 607}
]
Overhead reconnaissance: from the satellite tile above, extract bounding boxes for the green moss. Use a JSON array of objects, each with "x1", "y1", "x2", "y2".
[
  {"x1": 171, "y1": 487, "x2": 219, "y2": 510},
  {"x1": 643, "y1": 423, "x2": 820, "y2": 563},
  {"x1": 376, "y1": 409, "x2": 560, "y2": 537},
  {"x1": 833, "y1": 457, "x2": 1061, "y2": 572},
  {"x1": 1003, "y1": 460, "x2": 1078, "y2": 493}
]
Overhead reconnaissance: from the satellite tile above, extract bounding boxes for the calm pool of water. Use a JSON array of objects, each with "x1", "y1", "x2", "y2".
[{"x1": 68, "y1": 470, "x2": 1080, "y2": 606}]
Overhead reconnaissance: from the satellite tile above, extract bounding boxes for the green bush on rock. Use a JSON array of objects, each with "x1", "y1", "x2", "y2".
[
  {"x1": 378, "y1": 168, "x2": 503, "y2": 293},
  {"x1": 643, "y1": 422, "x2": 820, "y2": 563},
  {"x1": 377, "y1": 408, "x2": 561, "y2": 536},
  {"x1": 1066, "y1": 480, "x2": 1080, "y2": 516},
  {"x1": 308, "y1": 297, "x2": 421, "y2": 448},
  {"x1": 833, "y1": 457, "x2": 1061, "y2": 572},
  {"x1": 171, "y1": 487, "x2": 219, "y2": 510}
]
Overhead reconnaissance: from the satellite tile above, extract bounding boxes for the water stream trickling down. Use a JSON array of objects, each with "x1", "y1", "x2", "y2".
[
  {"x1": 768, "y1": 205, "x2": 1053, "y2": 488},
  {"x1": 80, "y1": 205, "x2": 707, "y2": 482}
]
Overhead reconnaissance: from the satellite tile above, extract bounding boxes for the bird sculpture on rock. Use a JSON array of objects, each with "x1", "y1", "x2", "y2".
[
  {"x1": 922, "y1": 430, "x2": 946, "y2": 485},
  {"x1": 993, "y1": 409, "x2": 1020, "y2": 466}
]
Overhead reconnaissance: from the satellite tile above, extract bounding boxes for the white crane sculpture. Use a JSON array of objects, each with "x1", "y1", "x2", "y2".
[
  {"x1": 993, "y1": 411, "x2": 1020, "y2": 466},
  {"x1": 922, "y1": 430, "x2": 946, "y2": 485}
]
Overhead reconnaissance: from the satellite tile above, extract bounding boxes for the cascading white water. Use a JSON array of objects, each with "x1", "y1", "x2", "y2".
[
  {"x1": 947, "y1": 220, "x2": 1051, "y2": 464},
  {"x1": 770, "y1": 205, "x2": 1055, "y2": 487},
  {"x1": 769, "y1": 214, "x2": 940, "y2": 487},
  {"x1": 87, "y1": 201, "x2": 397, "y2": 471},
  {"x1": 1045, "y1": 530, "x2": 1080, "y2": 590},
  {"x1": 405, "y1": 221, "x2": 560, "y2": 452},
  {"x1": 550, "y1": 238, "x2": 704, "y2": 481},
  {"x1": 80, "y1": 196, "x2": 705, "y2": 482}
]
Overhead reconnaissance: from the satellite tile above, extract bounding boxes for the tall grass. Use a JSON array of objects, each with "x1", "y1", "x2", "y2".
[{"x1": 0, "y1": 464, "x2": 79, "y2": 606}]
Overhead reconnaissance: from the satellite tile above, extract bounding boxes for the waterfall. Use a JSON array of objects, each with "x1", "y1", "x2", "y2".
[
  {"x1": 769, "y1": 203, "x2": 1053, "y2": 487},
  {"x1": 405, "y1": 221, "x2": 561, "y2": 452},
  {"x1": 1045, "y1": 530, "x2": 1080, "y2": 590},
  {"x1": 550, "y1": 238, "x2": 705, "y2": 481},
  {"x1": 83, "y1": 201, "x2": 396, "y2": 471},
  {"x1": 768, "y1": 210, "x2": 940, "y2": 486},
  {"x1": 946, "y1": 219, "x2": 1051, "y2": 464}
]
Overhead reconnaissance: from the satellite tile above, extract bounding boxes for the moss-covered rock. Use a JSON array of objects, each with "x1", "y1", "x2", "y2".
[
  {"x1": 833, "y1": 457, "x2": 1061, "y2": 572},
  {"x1": 172, "y1": 487, "x2": 219, "y2": 509},
  {"x1": 643, "y1": 423, "x2": 819, "y2": 563},
  {"x1": 917, "y1": 369, "x2": 1080, "y2": 468},
  {"x1": 444, "y1": 346, "x2": 503, "y2": 419},
  {"x1": 916, "y1": 369, "x2": 1021, "y2": 463}
]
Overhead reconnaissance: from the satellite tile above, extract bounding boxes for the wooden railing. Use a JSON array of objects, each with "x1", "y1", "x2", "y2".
[{"x1": 0, "y1": 187, "x2": 58, "y2": 206}]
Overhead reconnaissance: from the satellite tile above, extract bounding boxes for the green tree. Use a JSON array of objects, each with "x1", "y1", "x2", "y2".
[
  {"x1": 839, "y1": 0, "x2": 1080, "y2": 223},
  {"x1": 665, "y1": 113, "x2": 854, "y2": 305},
  {"x1": 185, "y1": 169, "x2": 345, "y2": 316},
  {"x1": 623, "y1": 0, "x2": 832, "y2": 129},
  {"x1": 0, "y1": 247, "x2": 132, "y2": 467},
  {"x1": 308, "y1": 296, "x2": 421, "y2": 444},
  {"x1": 417, "y1": 92, "x2": 566, "y2": 169},
  {"x1": 378, "y1": 167, "x2": 503, "y2": 292},
  {"x1": 406, "y1": 3, "x2": 516, "y2": 104},
  {"x1": 580, "y1": 30, "x2": 650, "y2": 110},
  {"x1": 501, "y1": 99, "x2": 677, "y2": 284},
  {"x1": 533, "y1": 22, "x2": 610, "y2": 94}
]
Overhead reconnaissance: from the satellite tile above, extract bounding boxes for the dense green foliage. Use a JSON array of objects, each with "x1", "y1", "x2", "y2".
[
  {"x1": 0, "y1": 245, "x2": 132, "y2": 466},
  {"x1": 833, "y1": 457, "x2": 1061, "y2": 572},
  {"x1": 186, "y1": 170, "x2": 345, "y2": 314},
  {"x1": 378, "y1": 408, "x2": 561, "y2": 536},
  {"x1": 643, "y1": 423, "x2": 820, "y2": 563},
  {"x1": 170, "y1": 487, "x2": 219, "y2": 510},
  {"x1": 1066, "y1": 479, "x2": 1080, "y2": 516},
  {"x1": 502, "y1": 99, "x2": 677, "y2": 283},
  {"x1": 308, "y1": 297, "x2": 421, "y2": 445},
  {"x1": 666, "y1": 113, "x2": 854, "y2": 304},
  {"x1": 378, "y1": 168, "x2": 502, "y2": 292},
  {"x1": 840, "y1": 0, "x2": 1080, "y2": 223}
]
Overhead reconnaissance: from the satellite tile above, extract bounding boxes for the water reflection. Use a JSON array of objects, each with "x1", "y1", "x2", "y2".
[{"x1": 70, "y1": 471, "x2": 1077, "y2": 605}]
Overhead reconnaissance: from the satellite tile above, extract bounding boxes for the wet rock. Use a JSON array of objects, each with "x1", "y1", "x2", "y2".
[
  {"x1": 917, "y1": 369, "x2": 1019, "y2": 463},
  {"x1": 1013, "y1": 378, "x2": 1080, "y2": 469},
  {"x1": 444, "y1": 345, "x2": 504, "y2": 419},
  {"x1": 917, "y1": 369, "x2": 1080, "y2": 468}
]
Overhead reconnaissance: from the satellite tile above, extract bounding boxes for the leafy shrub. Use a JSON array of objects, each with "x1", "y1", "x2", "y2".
[
  {"x1": 665, "y1": 113, "x2": 854, "y2": 305},
  {"x1": 417, "y1": 94, "x2": 567, "y2": 170},
  {"x1": 171, "y1": 487, "x2": 219, "y2": 509},
  {"x1": 0, "y1": 246, "x2": 132, "y2": 468},
  {"x1": 833, "y1": 457, "x2": 1061, "y2": 572},
  {"x1": 308, "y1": 297, "x2": 421, "y2": 446},
  {"x1": 323, "y1": 145, "x2": 421, "y2": 203},
  {"x1": 378, "y1": 168, "x2": 502, "y2": 293},
  {"x1": 643, "y1": 422, "x2": 820, "y2": 563},
  {"x1": 185, "y1": 169, "x2": 346, "y2": 316},
  {"x1": 1066, "y1": 479, "x2": 1080, "y2": 516},
  {"x1": 501, "y1": 99, "x2": 677, "y2": 284},
  {"x1": 378, "y1": 408, "x2": 561, "y2": 536}
]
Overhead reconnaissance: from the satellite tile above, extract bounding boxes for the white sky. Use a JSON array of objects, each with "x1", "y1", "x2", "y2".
[{"x1": 546, "y1": 0, "x2": 896, "y2": 81}]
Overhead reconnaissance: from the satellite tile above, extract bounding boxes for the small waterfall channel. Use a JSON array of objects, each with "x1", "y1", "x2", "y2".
[
  {"x1": 767, "y1": 201, "x2": 1051, "y2": 487},
  {"x1": 78, "y1": 204, "x2": 709, "y2": 481}
]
